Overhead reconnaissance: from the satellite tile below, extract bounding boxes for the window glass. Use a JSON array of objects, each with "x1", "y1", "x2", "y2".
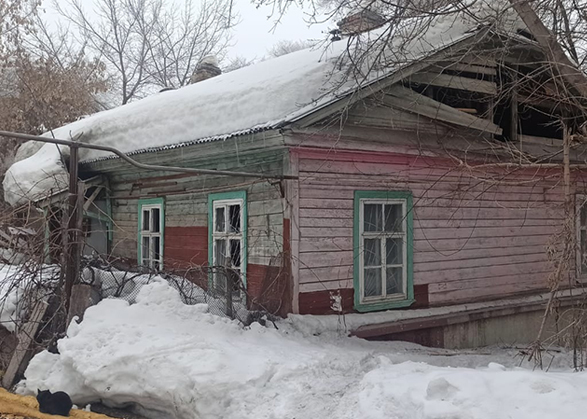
[
  {"x1": 229, "y1": 205, "x2": 241, "y2": 233},
  {"x1": 142, "y1": 236, "x2": 150, "y2": 262},
  {"x1": 153, "y1": 236, "x2": 161, "y2": 260},
  {"x1": 215, "y1": 207, "x2": 226, "y2": 233},
  {"x1": 384, "y1": 204, "x2": 403, "y2": 232},
  {"x1": 142, "y1": 210, "x2": 150, "y2": 231},
  {"x1": 386, "y1": 267, "x2": 403, "y2": 295},
  {"x1": 364, "y1": 268, "x2": 382, "y2": 297},
  {"x1": 230, "y1": 239, "x2": 241, "y2": 268},
  {"x1": 364, "y1": 238, "x2": 381, "y2": 266},
  {"x1": 386, "y1": 238, "x2": 403, "y2": 265},
  {"x1": 364, "y1": 204, "x2": 382, "y2": 232},
  {"x1": 152, "y1": 208, "x2": 160, "y2": 233}
]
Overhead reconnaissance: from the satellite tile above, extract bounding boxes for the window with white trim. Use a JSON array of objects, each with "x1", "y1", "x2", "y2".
[
  {"x1": 354, "y1": 191, "x2": 414, "y2": 311},
  {"x1": 212, "y1": 198, "x2": 244, "y2": 295},
  {"x1": 139, "y1": 201, "x2": 163, "y2": 270}
]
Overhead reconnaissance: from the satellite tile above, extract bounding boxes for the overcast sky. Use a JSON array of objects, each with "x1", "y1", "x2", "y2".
[
  {"x1": 46, "y1": 1, "x2": 333, "y2": 61},
  {"x1": 232, "y1": 2, "x2": 331, "y2": 59}
]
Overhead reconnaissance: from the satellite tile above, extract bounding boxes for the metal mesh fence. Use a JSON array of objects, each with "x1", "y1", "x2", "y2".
[{"x1": 80, "y1": 259, "x2": 258, "y2": 325}]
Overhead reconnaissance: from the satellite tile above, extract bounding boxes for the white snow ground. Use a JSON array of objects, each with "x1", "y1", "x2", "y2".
[
  {"x1": 0, "y1": 264, "x2": 58, "y2": 332},
  {"x1": 18, "y1": 280, "x2": 587, "y2": 419}
]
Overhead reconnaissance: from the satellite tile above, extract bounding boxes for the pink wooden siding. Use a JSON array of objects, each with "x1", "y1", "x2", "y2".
[{"x1": 293, "y1": 146, "x2": 569, "y2": 309}]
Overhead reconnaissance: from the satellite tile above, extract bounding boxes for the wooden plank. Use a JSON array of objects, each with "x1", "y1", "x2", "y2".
[
  {"x1": 414, "y1": 234, "x2": 552, "y2": 253},
  {"x1": 415, "y1": 251, "x2": 546, "y2": 273},
  {"x1": 346, "y1": 102, "x2": 445, "y2": 132},
  {"x1": 300, "y1": 250, "x2": 354, "y2": 269},
  {"x1": 299, "y1": 279, "x2": 353, "y2": 293},
  {"x1": 294, "y1": 31, "x2": 488, "y2": 128},
  {"x1": 508, "y1": 0, "x2": 587, "y2": 99},
  {"x1": 351, "y1": 293, "x2": 565, "y2": 340},
  {"x1": 414, "y1": 243, "x2": 547, "y2": 263},
  {"x1": 2, "y1": 300, "x2": 48, "y2": 388},
  {"x1": 383, "y1": 85, "x2": 502, "y2": 134},
  {"x1": 520, "y1": 134, "x2": 562, "y2": 147},
  {"x1": 428, "y1": 278, "x2": 550, "y2": 305},
  {"x1": 299, "y1": 181, "x2": 564, "y2": 200},
  {"x1": 300, "y1": 265, "x2": 354, "y2": 284},
  {"x1": 299, "y1": 195, "x2": 561, "y2": 211},
  {"x1": 409, "y1": 72, "x2": 497, "y2": 94},
  {"x1": 299, "y1": 235, "x2": 547, "y2": 258},
  {"x1": 432, "y1": 62, "x2": 497, "y2": 76},
  {"x1": 83, "y1": 186, "x2": 104, "y2": 212},
  {"x1": 459, "y1": 55, "x2": 497, "y2": 67},
  {"x1": 415, "y1": 260, "x2": 551, "y2": 284}
]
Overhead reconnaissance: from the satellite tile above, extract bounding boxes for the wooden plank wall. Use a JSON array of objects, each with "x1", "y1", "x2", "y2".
[
  {"x1": 99, "y1": 145, "x2": 292, "y2": 312},
  {"x1": 293, "y1": 146, "x2": 570, "y2": 314}
]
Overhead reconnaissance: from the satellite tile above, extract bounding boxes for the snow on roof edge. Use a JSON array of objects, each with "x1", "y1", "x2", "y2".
[{"x1": 80, "y1": 125, "x2": 279, "y2": 165}]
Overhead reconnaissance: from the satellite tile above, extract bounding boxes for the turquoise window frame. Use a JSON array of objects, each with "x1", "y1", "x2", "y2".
[
  {"x1": 353, "y1": 190, "x2": 414, "y2": 312},
  {"x1": 138, "y1": 197, "x2": 165, "y2": 269},
  {"x1": 208, "y1": 191, "x2": 248, "y2": 289}
]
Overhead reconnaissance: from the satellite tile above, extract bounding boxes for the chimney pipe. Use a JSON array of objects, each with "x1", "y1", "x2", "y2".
[{"x1": 190, "y1": 56, "x2": 222, "y2": 84}]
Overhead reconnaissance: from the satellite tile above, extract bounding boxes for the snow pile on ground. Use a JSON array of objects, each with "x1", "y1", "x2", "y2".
[
  {"x1": 0, "y1": 264, "x2": 58, "y2": 332},
  {"x1": 19, "y1": 280, "x2": 587, "y2": 419},
  {"x1": 83, "y1": 266, "x2": 249, "y2": 320}
]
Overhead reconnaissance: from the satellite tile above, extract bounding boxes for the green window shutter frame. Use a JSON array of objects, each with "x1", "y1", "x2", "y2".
[
  {"x1": 208, "y1": 190, "x2": 248, "y2": 288},
  {"x1": 353, "y1": 190, "x2": 415, "y2": 312},
  {"x1": 137, "y1": 197, "x2": 165, "y2": 267}
]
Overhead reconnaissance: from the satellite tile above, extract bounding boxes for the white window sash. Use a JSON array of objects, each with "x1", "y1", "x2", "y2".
[
  {"x1": 212, "y1": 199, "x2": 244, "y2": 288},
  {"x1": 359, "y1": 198, "x2": 408, "y2": 303},
  {"x1": 140, "y1": 204, "x2": 163, "y2": 269}
]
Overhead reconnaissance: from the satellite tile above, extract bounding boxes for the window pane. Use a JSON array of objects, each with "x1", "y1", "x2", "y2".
[
  {"x1": 229, "y1": 239, "x2": 241, "y2": 268},
  {"x1": 142, "y1": 236, "x2": 150, "y2": 262},
  {"x1": 386, "y1": 267, "x2": 403, "y2": 295},
  {"x1": 215, "y1": 239, "x2": 226, "y2": 266},
  {"x1": 215, "y1": 207, "x2": 226, "y2": 233},
  {"x1": 364, "y1": 204, "x2": 382, "y2": 232},
  {"x1": 229, "y1": 204, "x2": 241, "y2": 233},
  {"x1": 364, "y1": 268, "x2": 382, "y2": 297},
  {"x1": 364, "y1": 238, "x2": 381, "y2": 266},
  {"x1": 386, "y1": 238, "x2": 403, "y2": 265},
  {"x1": 582, "y1": 205, "x2": 587, "y2": 227},
  {"x1": 153, "y1": 236, "x2": 161, "y2": 261},
  {"x1": 152, "y1": 208, "x2": 160, "y2": 233},
  {"x1": 384, "y1": 204, "x2": 403, "y2": 232},
  {"x1": 142, "y1": 210, "x2": 150, "y2": 231}
]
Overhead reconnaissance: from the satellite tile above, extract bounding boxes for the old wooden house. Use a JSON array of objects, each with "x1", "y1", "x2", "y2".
[{"x1": 5, "y1": 4, "x2": 587, "y2": 347}]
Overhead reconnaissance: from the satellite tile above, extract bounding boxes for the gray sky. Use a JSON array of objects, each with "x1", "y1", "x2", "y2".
[
  {"x1": 232, "y1": 2, "x2": 331, "y2": 59},
  {"x1": 46, "y1": 0, "x2": 332, "y2": 61}
]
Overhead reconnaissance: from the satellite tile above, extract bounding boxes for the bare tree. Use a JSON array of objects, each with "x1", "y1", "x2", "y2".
[
  {"x1": 267, "y1": 39, "x2": 314, "y2": 57},
  {"x1": 146, "y1": 0, "x2": 235, "y2": 88},
  {"x1": 55, "y1": 0, "x2": 234, "y2": 105},
  {"x1": 223, "y1": 55, "x2": 256, "y2": 72}
]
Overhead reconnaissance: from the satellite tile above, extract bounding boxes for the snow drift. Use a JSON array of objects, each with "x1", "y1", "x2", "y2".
[
  {"x1": 20, "y1": 280, "x2": 587, "y2": 419},
  {"x1": 0, "y1": 264, "x2": 58, "y2": 333}
]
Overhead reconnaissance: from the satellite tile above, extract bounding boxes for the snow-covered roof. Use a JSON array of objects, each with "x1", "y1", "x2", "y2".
[{"x1": 3, "y1": 2, "x2": 529, "y2": 206}]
